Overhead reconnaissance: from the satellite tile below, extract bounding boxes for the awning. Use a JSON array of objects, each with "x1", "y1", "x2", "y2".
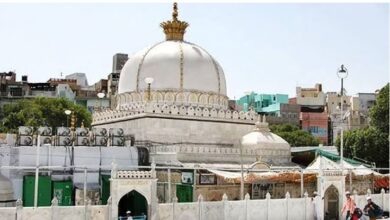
[{"x1": 207, "y1": 169, "x2": 317, "y2": 184}]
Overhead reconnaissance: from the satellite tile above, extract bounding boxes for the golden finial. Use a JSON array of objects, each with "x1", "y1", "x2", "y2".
[
  {"x1": 172, "y1": 2, "x2": 178, "y2": 21},
  {"x1": 160, "y1": 2, "x2": 189, "y2": 41}
]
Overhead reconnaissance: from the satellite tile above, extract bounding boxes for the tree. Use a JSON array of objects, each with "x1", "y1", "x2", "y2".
[
  {"x1": 0, "y1": 97, "x2": 92, "y2": 133},
  {"x1": 369, "y1": 83, "x2": 389, "y2": 134},
  {"x1": 336, "y1": 83, "x2": 389, "y2": 170},
  {"x1": 270, "y1": 124, "x2": 320, "y2": 147},
  {"x1": 336, "y1": 127, "x2": 389, "y2": 169}
]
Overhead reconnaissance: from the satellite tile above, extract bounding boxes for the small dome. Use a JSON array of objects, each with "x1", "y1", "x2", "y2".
[
  {"x1": 241, "y1": 116, "x2": 291, "y2": 165},
  {"x1": 0, "y1": 174, "x2": 13, "y2": 205}
]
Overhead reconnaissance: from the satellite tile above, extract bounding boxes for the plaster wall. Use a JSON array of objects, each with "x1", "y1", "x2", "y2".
[
  {"x1": 95, "y1": 116, "x2": 253, "y2": 146},
  {"x1": 0, "y1": 191, "x2": 387, "y2": 220}
]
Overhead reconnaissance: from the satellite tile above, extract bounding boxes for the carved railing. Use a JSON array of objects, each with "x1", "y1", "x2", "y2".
[{"x1": 92, "y1": 103, "x2": 257, "y2": 124}]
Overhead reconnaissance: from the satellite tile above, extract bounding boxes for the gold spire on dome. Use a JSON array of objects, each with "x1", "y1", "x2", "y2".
[{"x1": 160, "y1": 2, "x2": 189, "y2": 41}]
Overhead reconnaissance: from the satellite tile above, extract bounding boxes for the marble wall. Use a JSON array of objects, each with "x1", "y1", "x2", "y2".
[{"x1": 0, "y1": 190, "x2": 387, "y2": 220}]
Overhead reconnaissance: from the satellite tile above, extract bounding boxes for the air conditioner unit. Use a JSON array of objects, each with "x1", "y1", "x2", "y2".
[
  {"x1": 94, "y1": 137, "x2": 107, "y2": 146},
  {"x1": 76, "y1": 128, "x2": 89, "y2": 137},
  {"x1": 109, "y1": 128, "x2": 124, "y2": 137},
  {"x1": 92, "y1": 128, "x2": 107, "y2": 137},
  {"x1": 39, "y1": 136, "x2": 52, "y2": 145},
  {"x1": 20, "y1": 136, "x2": 33, "y2": 146},
  {"x1": 76, "y1": 137, "x2": 90, "y2": 146},
  {"x1": 112, "y1": 137, "x2": 125, "y2": 146},
  {"x1": 18, "y1": 126, "x2": 33, "y2": 136},
  {"x1": 58, "y1": 137, "x2": 72, "y2": 146},
  {"x1": 57, "y1": 127, "x2": 71, "y2": 136},
  {"x1": 38, "y1": 127, "x2": 52, "y2": 136}
]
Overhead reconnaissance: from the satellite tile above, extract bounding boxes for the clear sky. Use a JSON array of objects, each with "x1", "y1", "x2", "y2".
[{"x1": 0, "y1": 3, "x2": 388, "y2": 98}]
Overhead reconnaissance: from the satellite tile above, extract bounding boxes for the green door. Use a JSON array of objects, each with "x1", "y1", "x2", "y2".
[
  {"x1": 23, "y1": 176, "x2": 52, "y2": 207},
  {"x1": 176, "y1": 184, "x2": 193, "y2": 202},
  {"x1": 52, "y1": 180, "x2": 73, "y2": 206},
  {"x1": 100, "y1": 175, "x2": 110, "y2": 205}
]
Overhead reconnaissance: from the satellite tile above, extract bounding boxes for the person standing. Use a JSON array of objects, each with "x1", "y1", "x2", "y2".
[
  {"x1": 364, "y1": 196, "x2": 382, "y2": 220},
  {"x1": 126, "y1": 210, "x2": 133, "y2": 220},
  {"x1": 341, "y1": 191, "x2": 357, "y2": 220},
  {"x1": 312, "y1": 191, "x2": 323, "y2": 220}
]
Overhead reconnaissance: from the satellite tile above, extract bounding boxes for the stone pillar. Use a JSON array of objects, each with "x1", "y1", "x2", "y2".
[
  {"x1": 266, "y1": 192, "x2": 271, "y2": 220},
  {"x1": 51, "y1": 197, "x2": 58, "y2": 220},
  {"x1": 303, "y1": 191, "x2": 308, "y2": 220},
  {"x1": 222, "y1": 193, "x2": 228, "y2": 220},
  {"x1": 285, "y1": 192, "x2": 290, "y2": 220},
  {"x1": 107, "y1": 196, "x2": 112, "y2": 220},
  {"x1": 151, "y1": 179, "x2": 159, "y2": 220},
  {"x1": 244, "y1": 193, "x2": 250, "y2": 220},
  {"x1": 172, "y1": 197, "x2": 178, "y2": 220},
  {"x1": 198, "y1": 194, "x2": 203, "y2": 220},
  {"x1": 15, "y1": 198, "x2": 22, "y2": 220}
]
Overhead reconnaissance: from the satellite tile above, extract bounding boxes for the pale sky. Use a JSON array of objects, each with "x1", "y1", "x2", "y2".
[{"x1": 0, "y1": 3, "x2": 388, "y2": 98}]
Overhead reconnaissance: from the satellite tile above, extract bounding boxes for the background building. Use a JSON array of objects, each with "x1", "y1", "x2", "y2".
[
  {"x1": 236, "y1": 93, "x2": 299, "y2": 126},
  {"x1": 295, "y1": 83, "x2": 328, "y2": 145}
]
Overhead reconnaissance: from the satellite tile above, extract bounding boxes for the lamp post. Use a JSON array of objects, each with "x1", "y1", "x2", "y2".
[
  {"x1": 64, "y1": 110, "x2": 71, "y2": 127},
  {"x1": 337, "y1": 64, "x2": 348, "y2": 209},
  {"x1": 97, "y1": 92, "x2": 105, "y2": 111},
  {"x1": 144, "y1": 77, "x2": 154, "y2": 101},
  {"x1": 337, "y1": 65, "x2": 348, "y2": 171}
]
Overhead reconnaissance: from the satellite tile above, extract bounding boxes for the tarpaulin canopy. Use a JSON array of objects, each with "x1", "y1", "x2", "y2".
[
  {"x1": 305, "y1": 156, "x2": 383, "y2": 176},
  {"x1": 207, "y1": 169, "x2": 317, "y2": 184}
]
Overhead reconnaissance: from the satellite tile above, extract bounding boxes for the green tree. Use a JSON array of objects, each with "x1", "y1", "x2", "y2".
[
  {"x1": 269, "y1": 124, "x2": 320, "y2": 147},
  {"x1": 336, "y1": 83, "x2": 389, "y2": 170},
  {"x1": 0, "y1": 97, "x2": 92, "y2": 133},
  {"x1": 369, "y1": 83, "x2": 389, "y2": 134},
  {"x1": 336, "y1": 127, "x2": 389, "y2": 168}
]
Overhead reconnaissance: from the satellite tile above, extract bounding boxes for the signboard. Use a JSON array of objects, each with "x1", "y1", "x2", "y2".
[
  {"x1": 181, "y1": 172, "x2": 193, "y2": 184},
  {"x1": 199, "y1": 174, "x2": 217, "y2": 185}
]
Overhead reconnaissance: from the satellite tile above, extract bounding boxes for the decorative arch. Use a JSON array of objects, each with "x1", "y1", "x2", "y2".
[
  {"x1": 324, "y1": 184, "x2": 339, "y2": 219},
  {"x1": 188, "y1": 93, "x2": 198, "y2": 104},
  {"x1": 118, "y1": 190, "x2": 148, "y2": 219},
  {"x1": 176, "y1": 92, "x2": 186, "y2": 103},
  {"x1": 164, "y1": 92, "x2": 175, "y2": 103},
  {"x1": 199, "y1": 94, "x2": 209, "y2": 105}
]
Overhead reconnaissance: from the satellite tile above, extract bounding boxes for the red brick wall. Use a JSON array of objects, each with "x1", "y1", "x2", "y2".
[{"x1": 300, "y1": 112, "x2": 328, "y2": 145}]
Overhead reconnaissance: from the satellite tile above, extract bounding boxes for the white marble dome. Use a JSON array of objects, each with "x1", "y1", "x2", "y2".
[
  {"x1": 241, "y1": 117, "x2": 291, "y2": 165},
  {"x1": 115, "y1": 4, "x2": 229, "y2": 110},
  {"x1": 118, "y1": 40, "x2": 227, "y2": 96}
]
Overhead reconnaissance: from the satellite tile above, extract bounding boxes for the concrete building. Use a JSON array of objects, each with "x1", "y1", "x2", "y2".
[
  {"x1": 296, "y1": 83, "x2": 326, "y2": 108},
  {"x1": 112, "y1": 53, "x2": 128, "y2": 74},
  {"x1": 236, "y1": 93, "x2": 299, "y2": 126},
  {"x1": 295, "y1": 84, "x2": 328, "y2": 145},
  {"x1": 237, "y1": 93, "x2": 288, "y2": 114},
  {"x1": 300, "y1": 112, "x2": 329, "y2": 144},
  {"x1": 327, "y1": 92, "x2": 367, "y2": 144},
  {"x1": 65, "y1": 73, "x2": 89, "y2": 88},
  {"x1": 357, "y1": 92, "x2": 376, "y2": 119}
]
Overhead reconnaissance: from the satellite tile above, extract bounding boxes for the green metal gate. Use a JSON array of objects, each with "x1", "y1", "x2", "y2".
[
  {"x1": 52, "y1": 180, "x2": 73, "y2": 206},
  {"x1": 100, "y1": 175, "x2": 110, "y2": 205},
  {"x1": 176, "y1": 184, "x2": 193, "y2": 203},
  {"x1": 23, "y1": 175, "x2": 52, "y2": 207}
]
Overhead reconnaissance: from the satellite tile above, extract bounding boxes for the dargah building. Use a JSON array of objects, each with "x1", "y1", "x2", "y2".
[
  {"x1": 92, "y1": 3, "x2": 292, "y2": 168},
  {"x1": 0, "y1": 5, "x2": 387, "y2": 220},
  {"x1": 91, "y1": 3, "x2": 382, "y2": 204},
  {"x1": 90, "y1": 3, "x2": 313, "y2": 202}
]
